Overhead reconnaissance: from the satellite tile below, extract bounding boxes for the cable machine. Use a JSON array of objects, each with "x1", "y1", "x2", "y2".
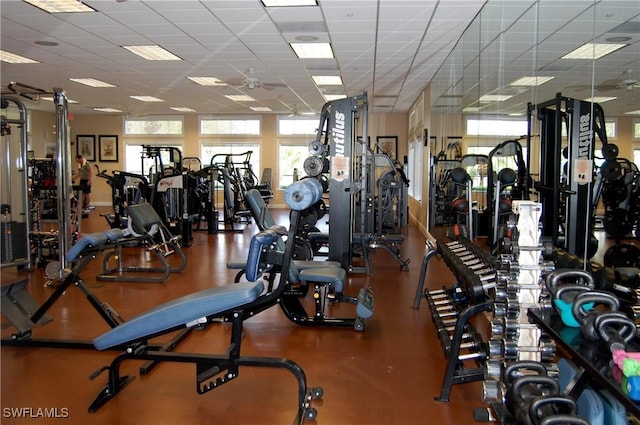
[
  {"x1": 530, "y1": 93, "x2": 609, "y2": 259},
  {"x1": 0, "y1": 96, "x2": 31, "y2": 269},
  {"x1": 1, "y1": 83, "x2": 75, "y2": 279}
]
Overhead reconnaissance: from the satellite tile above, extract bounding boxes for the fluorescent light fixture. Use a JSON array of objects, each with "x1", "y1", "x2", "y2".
[
  {"x1": 170, "y1": 107, "x2": 196, "y2": 112},
  {"x1": 251, "y1": 106, "x2": 273, "y2": 112},
  {"x1": 0, "y1": 50, "x2": 39, "y2": 64},
  {"x1": 42, "y1": 97, "x2": 78, "y2": 103},
  {"x1": 323, "y1": 94, "x2": 346, "y2": 102},
  {"x1": 122, "y1": 45, "x2": 182, "y2": 61},
  {"x1": 561, "y1": 43, "x2": 626, "y2": 60},
  {"x1": 24, "y1": 0, "x2": 95, "y2": 13},
  {"x1": 463, "y1": 106, "x2": 482, "y2": 112},
  {"x1": 479, "y1": 94, "x2": 513, "y2": 102},
  {"x1": 624, "y1": 110, "x2": 640, "y2": 115},
  {"x1": 130, "y1": 95, "x2": 164, "y2": 102},
  {"x1": 187, "y1": 76, "x2": 226, "y2": 86},
  {"x1": 291, "y1": 43, "x2": 334, "y2": 59},
  {"x1": 70, "y1": 78, "x2": 116, "y2": 88},
  {"x1": 262, "y1": 0, "x2": 317, "y2": 6},
  {"x1": 510, "y1": 76, "x2": 555, "y2": 86},
  {"x1": 584, "y1": 96, "x2": 617, "y2": 103},
  {"x1": 93, "y1": 107, "x2": 123, "y2": 113},
  {"x1": 312, "y1": 76, "x2": 343, "y2": 85},
  {"x1": 225, "y1": 95, "x2": 255, "y2": 102}
]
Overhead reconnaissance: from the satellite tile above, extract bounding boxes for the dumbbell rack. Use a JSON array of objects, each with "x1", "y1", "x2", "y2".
[
  {"x1": 482, "y1": 201, "x2": 559, "y2": 422},
  {"x1": 423, "y1": 236, "x2": 496, "y2": 402}
]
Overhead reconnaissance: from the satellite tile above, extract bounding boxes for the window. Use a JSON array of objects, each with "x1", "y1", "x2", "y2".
[
  {"x1": 278, "y1": 118, "x2": 318, "y2": 136},
  {"x1": 125, "y1": 143, "x2": 183, "y2": 176},
  {"x1": 604, "y1": 119, "x2": 616, "y2": 139},
  {"x1": 200, "y1": 117, "x2": 260, "y2": 135},
  {"x1": 201, "y1": 143, "x2": 261, "y2": 180},
  {"x1": 407, "y1": 137, "x2": 422, "y2": 201},
  {"x1": 634, "y1": 148, "x2": 640, "y2": 169},
  {"x1": 634, "y1": 120, "x2": 640, "y2": 140},
  {"x1": 124, "y1": 117, "x2": 183, "y2": 135},
  {"x1": 466, "y1": 146, "x2": 527, "y2": 192},
  {"x1": 276, "y1": 116, "x2": 321, "y2": 190},
  {"x1": 466, "y1": 118, "x2": 528, "y2": 137},
  {"x1": 278, "y1": 143, "x2": 309, "y2": 189}
]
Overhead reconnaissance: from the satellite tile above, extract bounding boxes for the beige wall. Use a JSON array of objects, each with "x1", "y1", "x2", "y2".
[
  {"x1": 26, "y1": 106, "x2": 637, "y2": 238},
  {"x1": 26, "y1": 111, "x2": 409, "y2": 207}
]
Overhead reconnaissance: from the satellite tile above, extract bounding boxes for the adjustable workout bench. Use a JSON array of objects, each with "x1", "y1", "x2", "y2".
[
  {"x1": 88, "y1": 179, "x2": 325, "y2": 424},
  {"x1": 1, "y1": 227, "x2": 191, "y2": 365},
  {"x1": 228, "y1": 187, "x2": 374, "y2": 331},
  {"x1": 97, "y1": 202, "x2": 187, "y2": 283}
]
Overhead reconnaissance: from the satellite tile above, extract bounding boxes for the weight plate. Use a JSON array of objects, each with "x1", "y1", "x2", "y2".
[
  {"x1": 303, "y1": 156, "x2": 323, "y2": 177},
  {"x1": 601, "y1": 179, "x2": 628, "y2": 206},
  {"x1": 601, "y1": 143, "x2": 619, "y2": 160},
  {"x1": 603, "y1": 207, "x2": 632, "y2": 238},
  {"x1": 308, "y1": 140, "x2": 323, "y2": 156},
  {"x1": 600, "y1": 160, "x2": 622, "y2": 182},
  {"x1": 603, "y1": 243, "x2": 640, "y2": 268}
]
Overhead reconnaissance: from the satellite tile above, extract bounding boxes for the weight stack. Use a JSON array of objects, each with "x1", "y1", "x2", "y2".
[
  {"x1": 483, "y1": 201, "x2": 557, "y2": 404},
  {"x1": 1, "y1": 221, "x2": 28, "y2": 264}
]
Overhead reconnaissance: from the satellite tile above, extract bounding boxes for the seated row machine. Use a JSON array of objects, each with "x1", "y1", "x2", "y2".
[{"x1": 88, "y1": 179, "x2": 326, "y2": 423}]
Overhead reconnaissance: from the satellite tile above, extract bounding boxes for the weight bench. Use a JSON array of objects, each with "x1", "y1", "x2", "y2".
[
  {"x1": 97, "y1": 203, "x2": 187, "y2": 283},
  {"x1": 229, "y1": 188, "x2": 374, "y2": 331},
  {"x1": 88, "y1": 179, "x2": 326, "y2": 424},
  {"x1": 1, "y1": 230, "x2": 126, "y2": 346}
]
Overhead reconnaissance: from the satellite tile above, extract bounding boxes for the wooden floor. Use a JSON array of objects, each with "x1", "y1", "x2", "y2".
[{"x1": 1, "y1": 208, "x2": 637, "y2": 425}]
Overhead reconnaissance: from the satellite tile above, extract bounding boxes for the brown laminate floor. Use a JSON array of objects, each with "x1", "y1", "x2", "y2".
[{"x1": 1, "y1": 207, "x2": 638, "y2": 425}]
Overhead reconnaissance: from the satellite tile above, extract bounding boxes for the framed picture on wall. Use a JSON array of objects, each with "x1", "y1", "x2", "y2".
[
  {"x1": 375, "y1": 136, "x2": 398, "y2": 159},
  {"x1": 99, "y1": 135, "x2": 118, "y2": 162},
  {"x1": 76, "y1": 135, "x2": 96, "y2": 161}
]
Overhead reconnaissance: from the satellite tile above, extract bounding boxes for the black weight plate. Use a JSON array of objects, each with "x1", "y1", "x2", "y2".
[
  {"x1": 600, "y1": 160, "x2": 622, "y2": 182},
  {"x1": 601, "y1": 143, "x2": 619, "y2": 160},
  {"x1": 603, "y1": 243, "x2": 640, "y2": 268},
  {"x1": 601, "y1": 179, "x2": 628, "y2": 206},
  {"x1": 603, "y1": 208, "x2": 632, "y2": 238}
]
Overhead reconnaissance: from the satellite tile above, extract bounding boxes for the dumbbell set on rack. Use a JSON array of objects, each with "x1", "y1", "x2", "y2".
[
  {"x1": 427, "y1": 288, "x2": 488, "y2": 363},
  {"x1": 437, "y1": 238, "x2": 498, "y2": 304},
  {"x1": 424, "y1": 236, "x2": 498, "y2": 401}
]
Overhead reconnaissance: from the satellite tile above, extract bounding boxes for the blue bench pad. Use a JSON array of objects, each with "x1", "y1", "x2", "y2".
[
  {"x1": 66, "y1": 232, "x2": 108, "y2": 262},
  {"x1": 299, "y1": 267, "x2": 346, "y2": 293},
  {"x1": 93, "y1": 281, "x2": 264, "y2": 350}
]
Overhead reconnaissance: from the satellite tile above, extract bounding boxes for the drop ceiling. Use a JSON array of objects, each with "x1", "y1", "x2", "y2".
[{"x1": 1, "y1": 0, "x2": 639, "y2": 117}]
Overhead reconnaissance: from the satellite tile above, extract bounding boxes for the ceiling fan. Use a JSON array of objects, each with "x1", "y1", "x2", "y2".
[
  {"x1": 617, "y1": 69, "x2": 640, "y2": 91},
  {"x1": 225, "y1": 68, "x2": 287, "y2": 90}
]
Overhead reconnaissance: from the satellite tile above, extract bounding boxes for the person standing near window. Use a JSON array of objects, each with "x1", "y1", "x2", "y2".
[{"x1": 74, "y1": 154, "x2": 93, "y2": 213}]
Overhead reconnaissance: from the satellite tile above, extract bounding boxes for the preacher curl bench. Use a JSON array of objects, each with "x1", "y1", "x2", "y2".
[{"x1": 88, "y1": 179, "x2": 327, "y2": 424}]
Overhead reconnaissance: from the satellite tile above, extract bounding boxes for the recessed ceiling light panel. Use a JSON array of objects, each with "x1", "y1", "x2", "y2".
[
  {"x1": 561, "y1": 43, "x2": 626, "y2": 60},
  {"x1": 130, "y1": 95, "x2": 164, "y2": 102},
  {"x1": 122, "y1": 45, "x2": 182, "y2": 61},
  {"x1": 290, "y1": 42, "x2": 334, "y2": 59}
]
